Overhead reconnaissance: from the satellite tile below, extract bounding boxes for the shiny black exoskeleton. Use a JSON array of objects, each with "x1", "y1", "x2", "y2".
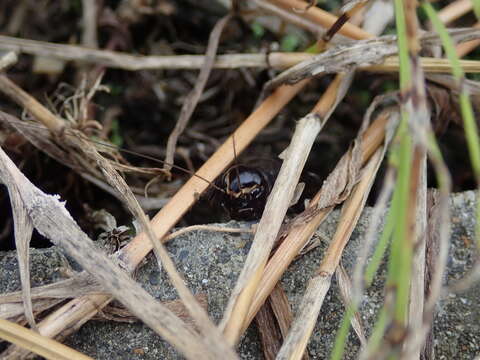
[{"x1": 215, "y1": 163, "x2": 279, "y2": 221}]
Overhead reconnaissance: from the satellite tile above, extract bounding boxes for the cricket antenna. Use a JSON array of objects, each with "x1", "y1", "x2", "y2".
[
  {"x1": 89, "y1": 137, "x2": 227, "y2": 193},
  {"x1": 3, "y1": 121, "x2": 226, "y2": 194},
  {"x1": 231, "y1": 127, "x2": 243, "y2": 195}
]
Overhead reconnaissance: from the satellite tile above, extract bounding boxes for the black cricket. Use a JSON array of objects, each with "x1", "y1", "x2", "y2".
[{"x1": 211, "y1": 161, "x2": 281, "y2": 221}]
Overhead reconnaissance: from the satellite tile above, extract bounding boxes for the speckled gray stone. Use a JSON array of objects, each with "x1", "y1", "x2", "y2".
[{"x1": 0, "y1": 191, "x2": 479, "y2": 359}]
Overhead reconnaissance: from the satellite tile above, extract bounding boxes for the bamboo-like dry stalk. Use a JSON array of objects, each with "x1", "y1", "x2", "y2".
[
  {"x1": 436, "y1": 0, "x2": 472, "y2": 25},
  {"x1": 0, "y1": 318, "x2": 93, "y2": 360}
]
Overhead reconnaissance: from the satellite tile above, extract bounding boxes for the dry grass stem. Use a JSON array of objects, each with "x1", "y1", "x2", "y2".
[
  {"x1": 220, "y1": 113, "x2": 324, "y2": 344},
  {"x1": 0, "y1": 147, "x2": 231, "y2": 360},
  {"x1": 0, "y1": 51, "x2": 17, "y2": 71},
  {"x1": 365, "y1": 56, "x2": 480, "y2": 73},
  {"x1": 0, "y1": 82, "x2": 236, "y2": 357},
  {"x1": 254, "y1": 284, "x2": 299, "y2": 359},
  {"x1": 268, "y1": 285, "x2": 295, "y2": 339},
  {"x1": 0, "y1": 75, "x2": 64, "y2": 133},
  {"x1": 81, "y1": 0, "x2": 98, "y2": 48},
  {"x1": 277, "y1": 274, "x2": 331, "y2": 360},
  {"x1": 402, "y1": 0, "x2": 429, "y2": 356},
  {"x1": 456, "y1": 23, "x2": 480, "y2": 57},
  {"x1": 267, "y1": 29, "x2": 480, "y2": 90},
  {"x1": 1, "y1": 294, "x2": 114, "y2": 360},
  {"x1": 335, "y1": 265, "x2": 367, "y2": 347},
  {"x1": 400, "y1": 91, "x2": 453, "y2": 360},
  {"x1": 2, "y1": 35, "x2": 480, "y2": 73},
  {"x1": 0, "y1": 79, "x2": 237, "y2": 359},
  {"x1": 437, "y1": 0, "x2": 472, "y2": 25},
  {"x1": 0, "y1": 318, "x2": 93, "y2": 360},
  {"x1": 8, "y1": 186, "x2": 35, "y2": 330},
  {"x1": 277, "y1": 149, "x2": 384, "y2": 360},
  {"x1": 3, "y1": 78, "x2": 308, "y2": 358},
  {"x1": 249, "y1": 0, "x2": 324, "y2": 37},
  {"x1": 0, "y1": 35, "x2": 307, "y2": 70},
  {"x1": 255, "y1": 301, "x2": 283, "y2": 360},
  {"x1": 268, "y1": 0, "x2": 372, "y2": 40},
  {"x1": 0, "y1": 265, "x2": 207, "y2": 324},
  {"x1": 243, "y1": 110, "x2": 391, "y2": 334},
  {"x1": 0, "y1": 272, "x2": 101, "y2": 308},
  {"x1": 351, "y1": 165, "x2": 396, "y2": 304}
]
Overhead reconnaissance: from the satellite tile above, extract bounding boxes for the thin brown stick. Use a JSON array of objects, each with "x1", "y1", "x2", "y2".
[
  {"x1": 0, "y1": 35, "x2": 303, "y2": 70},
  {"x1": 0, "y1": 75, "x2": 64, "y2": 133},
  {"x1": 322, "y1": 0, "x2": 369, "y2": 42},
  {"x1": 163, "y1": 13, "x2": 232, "y2": 172},
  {"x1": 81, "y1": 0, "x2": 98, "y2": 48}
]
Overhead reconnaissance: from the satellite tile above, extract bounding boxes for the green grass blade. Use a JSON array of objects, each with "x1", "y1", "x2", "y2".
[{"x1": 423, "y1": 2, "x2": 480, "y2": 248}]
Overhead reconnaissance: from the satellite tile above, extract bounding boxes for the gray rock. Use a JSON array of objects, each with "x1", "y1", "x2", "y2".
[{"x1": 0, "y1": 191, "x2": 479, "y2": 359}]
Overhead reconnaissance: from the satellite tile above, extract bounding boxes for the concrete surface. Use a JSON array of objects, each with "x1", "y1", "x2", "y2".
[{"x1": 0, "y1": 191, "x2": 479, "y2": 359}]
